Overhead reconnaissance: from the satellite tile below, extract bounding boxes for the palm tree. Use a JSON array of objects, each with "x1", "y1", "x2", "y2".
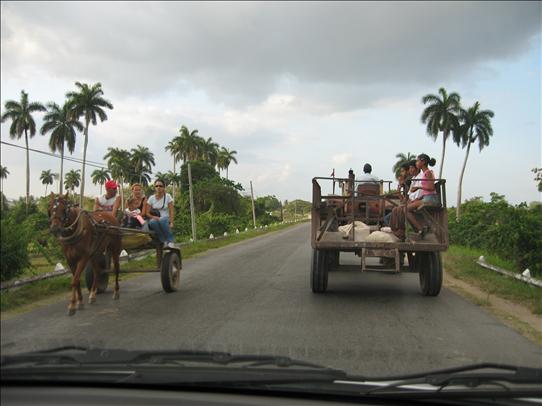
[
  {"x1": 40, "y1": 101, "x2": 83, "y2": 194},
  {"x1": 421, "y1": 87, "x2": 461, "y2": 180},
  {"x1": 454, "y1": 102, "x2": 494, "y2": 221},
  {"x1": 178, "y1": 125, "x2": 200, "y2": 161},
  {"x1": 1, "y1": 90, "x2": 46, "y2": 212},
  {"x1": 40, "y1": 170, "x2": 55, "y2": 196},
  {"x1": 218, "y1": 147, "x2": 238, "y2": 179},
  {"x1": 91, "y1": 168, "x2": 110, "y2": 195},
  {"x1": 66, "y1": 82, "x2": 113, "y2": 207},
  {"x1": 166, "y1": 170, "x2": 182, "y2": 197},
  {"x1": 130, "y1": 145, "x2": 155, "y2": 184},
  {"x1": 165, "y1": 136, "x2": 184, "y2": 197},
  {"x1": 392, "y1": 152, "x2": 416, "y2": 179},
  {"x1": 0, "y1": 165, "x2": 9, "y2": 210},
  {"x1": 104, "y1": 147, "x2": 131, "y2": 210},
  {"x1": 64, "y1": 169, "x2": 81, "y2": 197},
  {"x1": 200, "y1": 137, "x2": 220, "y2": 165}
]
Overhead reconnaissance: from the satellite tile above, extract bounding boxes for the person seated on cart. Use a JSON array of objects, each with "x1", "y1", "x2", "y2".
[
  {"x1": 94, "y1": 179, "x2": 121, "y2": 215},
  {"x1": 122, "y1": 183, "x2": 147, "y2": 229},
  {"x1": 389, "y1": 154, "x2": 438, "y2": 240},
  {"x1": 144, "y1": 178, "x2": 176, "y2": 249},
  {"x1": 355, "y1": 163, "x2": 381, "y2": 194}
]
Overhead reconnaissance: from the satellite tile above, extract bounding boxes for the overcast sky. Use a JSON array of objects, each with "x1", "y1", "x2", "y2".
[{"x1": 1, "y1": 1, "x2": 540, "y2": 205}]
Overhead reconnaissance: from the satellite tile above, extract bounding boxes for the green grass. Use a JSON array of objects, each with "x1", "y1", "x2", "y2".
[
  {"x1": 1, "y1": 221, "x2": 305, "y2": 315},
  {"x1": 443, "y1": 245, "x2": 542, "y2": 315}
]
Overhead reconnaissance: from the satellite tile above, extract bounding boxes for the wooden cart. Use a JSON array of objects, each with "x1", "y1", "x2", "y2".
[
  {"x1": 84, "y1": 225, "x2": 182, "y2": 294},
  {"x1": 311, "y1": 173, "x2": 448, "y2": 296}
]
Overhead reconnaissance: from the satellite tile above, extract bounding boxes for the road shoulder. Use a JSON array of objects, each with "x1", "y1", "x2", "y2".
[{"x1": 444, "y1": 272, "x2": 542, "y2": 346}]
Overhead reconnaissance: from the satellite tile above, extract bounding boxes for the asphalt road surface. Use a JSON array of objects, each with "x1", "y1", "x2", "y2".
[{"x1": 2, "y1": 223, "x2": 541, "y2": 376}]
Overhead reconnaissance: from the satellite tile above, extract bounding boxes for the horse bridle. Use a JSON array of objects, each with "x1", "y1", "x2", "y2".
[{"x1": 50, "y1": 197, "x2": 75, "y2": 230}]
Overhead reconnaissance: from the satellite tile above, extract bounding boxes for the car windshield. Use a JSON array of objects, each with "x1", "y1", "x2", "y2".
[{"x1": 1, "y1": 0, "x2": 541, "y2": 398}]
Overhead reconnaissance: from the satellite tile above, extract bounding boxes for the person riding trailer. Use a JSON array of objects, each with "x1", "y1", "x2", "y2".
[{"x1": 94, "y1": 180, "x2": 121, "y2": 214}]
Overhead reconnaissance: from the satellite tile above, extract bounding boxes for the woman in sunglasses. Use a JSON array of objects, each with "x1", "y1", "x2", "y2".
[{"x1": 144, "y1": 179, "x2": 176, "y2": 248}]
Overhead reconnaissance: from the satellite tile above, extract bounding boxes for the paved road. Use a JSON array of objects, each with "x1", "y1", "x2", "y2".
[{"x1": 2, "y1": 223, "x2": 541, "y2": 375}]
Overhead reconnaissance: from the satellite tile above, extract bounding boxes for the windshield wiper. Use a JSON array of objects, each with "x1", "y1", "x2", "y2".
[
  {"x1": 1, "y1": 346, "x2": 342, "y2": 371},
  {"x1": 359, "y1": 363, "x2": 542, "y2": 396}
]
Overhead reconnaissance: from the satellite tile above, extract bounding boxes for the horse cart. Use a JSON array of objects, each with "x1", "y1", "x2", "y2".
[
  {"x1": 84, "y1": 225, "x2": 182, "y2": 294},
  {"x1": 311, "y1": 172, "x2": 448, "y2": 296}
]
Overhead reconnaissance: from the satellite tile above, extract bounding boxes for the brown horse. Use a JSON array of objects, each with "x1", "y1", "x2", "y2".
[{"x1": 48, "y1": 193, "x2": 122, "y2": 316}]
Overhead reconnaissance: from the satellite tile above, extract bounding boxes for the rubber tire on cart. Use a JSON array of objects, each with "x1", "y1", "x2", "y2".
[
  {"x1": 311, "y1": 249, "x2": 328, "y2": 293},
  {"x1": 327, "y1": 251, "x2": 340, "y2": 271},
  {"x1": 161, "y1": 251, "x2": 181, "y2": 293},
  {"x1": 417, "y1": 252, "x2": 442, "y2": 296},
  {"x1": 84, "y1": 253, "x2": 110, "y2": 294}
]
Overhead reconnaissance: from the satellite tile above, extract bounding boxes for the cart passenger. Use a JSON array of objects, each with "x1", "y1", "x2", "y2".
[
  {"x1": 144, "y1": 179, "x2": 176, "y2": 248},
  {"x1": 123, "y1": 183, "x2": 147, "y2": 228},
  {"x1": 94, "y1": 179, "x2": 121, "y2": 214}
]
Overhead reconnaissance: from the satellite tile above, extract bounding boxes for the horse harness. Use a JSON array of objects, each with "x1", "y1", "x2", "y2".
[{"x1": 52, "y1": 198, "x2": 119, "y2": 260}]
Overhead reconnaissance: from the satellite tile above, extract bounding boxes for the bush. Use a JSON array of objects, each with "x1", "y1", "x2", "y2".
[
  {"x1": 1, "y1": 219, "x2": 30, "y2": 281},
  {"x1": 449, "y1": 194, "x2": 542, "y2": 277}
]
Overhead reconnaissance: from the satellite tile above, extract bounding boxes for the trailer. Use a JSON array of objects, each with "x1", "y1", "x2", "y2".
[{"x1": 310, "y1": 173, "x2": 448, "y2": 296}]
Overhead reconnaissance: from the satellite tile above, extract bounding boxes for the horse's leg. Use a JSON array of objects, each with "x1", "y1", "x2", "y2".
[
  {"x1": 77, "y1": 284, "x2": 84, "y2": 310},
  {"x1": 112, "y1": 246, "x2": 121, "y2": 300},
  {"x1": 69, "y1": 259, "x2": 88, "y2": 316},
  {"x1": 88, "y1": 257, "x2": 101, "y2": 304}
]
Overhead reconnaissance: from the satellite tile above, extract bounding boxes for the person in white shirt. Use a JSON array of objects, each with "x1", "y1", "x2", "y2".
[
  {"x1": 94, "y1": 179, "x2": 121, "y2": 214},
  {"x1": 144, "y1": 179, "x2": 176, "y2": 248},
  {"x1": 356, "y1": 163, "x2": 380, "y2": 187}
]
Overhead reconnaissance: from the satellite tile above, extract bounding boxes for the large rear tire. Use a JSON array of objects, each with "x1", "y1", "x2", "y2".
[
  {"x1": 418, "y1": 252, "x2": 442, "y2": 296},
  {"x1": 311, "y1": 249, "x2": 328, "y2": 293},
  {"x1": 161, "y1": 251, "x2": 181, "y2": 293},
  {"x1": 84, "y1": 253, "x2": 110, "y2": 294}
]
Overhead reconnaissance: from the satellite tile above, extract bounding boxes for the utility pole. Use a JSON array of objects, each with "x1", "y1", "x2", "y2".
[
  {"x1": 294, "y1": 200, "x2": 297, "y2": 222},
  {"x1": 188, "y1": 163, "x2": 197, "y2": 241},
  {"x1": 280, "y1": 200, "x2": 284, "y2": 222},
  {"x1": 250, "y1": 180, "x2": 256, "y2": 228}
]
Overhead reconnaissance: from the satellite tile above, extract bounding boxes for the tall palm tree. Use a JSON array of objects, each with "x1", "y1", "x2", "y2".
[
  {"x1": 91, "y1": 168, "x2": 110, "y2": 195},
  {"x1": 40, "y1": 170, "x2": 55, "y2": 196},
  {"x1": 392, "y1": 152, "x2": 416, "y2": 179},
  {"x1": 454, "y1": 102, "x2": 494, "y2": 221},
  {"x1": 130, "y1": 145, "x2": 155, "y2": 184},
  {"x1": 66, "y1": 82, "x2": 113, "y2": 207},
  {"x1": 64, "y1": 169, "x2": 81, "y2": 197},
  {"x1": 200, "y1": 137, "x2": 220, "y2": 165},
  {"x1": 178, "y1": 125, "x2": 200, "y2": 161},
  {"x1": 0, "y1": 165, "x2": 9, "y2": 210},
  {"x1": 166, "y1": 170, "x2": 182, "y2": 197},
  {"x1": 40, "y1": 101, "x2": 83, "y2": 194},
  {"x1": 165, "y1": 136, "x2": 183, "y2": 197},
  {"x1": 1, "y1": 90, "x2": 46, "y2": 212},
  {"x1": 218, "y1": 147, "x2": 238, "y2": 179},
  {"x1": 104, "y1": 147, "x2": 131, "y2": 210},
  {"x1": 421, "y1": 87, "x2": 461, "y2": 180}
]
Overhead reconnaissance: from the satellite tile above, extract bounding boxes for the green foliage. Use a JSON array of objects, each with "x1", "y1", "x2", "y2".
[
  {"x1": 449, "y1": 193, "x2": 542, "y2": 276},
  {"x1": 1, "y1": 219, "x2": 30, "y2": 281},
  {"x1": 179, "y1": 160, "x2": 219, "y2": 193}
]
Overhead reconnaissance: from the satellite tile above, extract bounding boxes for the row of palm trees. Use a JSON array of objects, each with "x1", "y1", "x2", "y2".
[
  {"x1": 165, "y1": 125, "x2": 237, "y2": 195},
  {"x1": 1, "y1": 83, "x2": 113, "y2": 211},
  {"x1": 1, "y1": 85, "x2": 239, "y2": 212}
]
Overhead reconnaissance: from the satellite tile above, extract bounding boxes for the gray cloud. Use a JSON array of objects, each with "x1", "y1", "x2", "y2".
[{"x1": 2, "y1": 1, "x2": 540, "y2": 110}]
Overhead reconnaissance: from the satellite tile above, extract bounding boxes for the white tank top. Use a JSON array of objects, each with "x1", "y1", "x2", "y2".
[{"x1": 97, "y1": 195, "x2": 117, "y2": 211}]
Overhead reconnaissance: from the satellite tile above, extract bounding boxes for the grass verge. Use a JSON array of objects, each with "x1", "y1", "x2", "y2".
[
  {"x1": 1, "y1": 221, "x2": 306, "y2": 316},
  {"x1": 442, "y1": 245, "x2": 542, "y2": 315}
]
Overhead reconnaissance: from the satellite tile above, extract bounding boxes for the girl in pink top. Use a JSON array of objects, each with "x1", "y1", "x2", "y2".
[{"x1": 406, "y1": 154, "x2": 439, "y2": 237}]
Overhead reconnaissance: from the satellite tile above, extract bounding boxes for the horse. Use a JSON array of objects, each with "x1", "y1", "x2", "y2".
[{"x1": 48, "y1": 193, "x2": 122, "y2": 316}]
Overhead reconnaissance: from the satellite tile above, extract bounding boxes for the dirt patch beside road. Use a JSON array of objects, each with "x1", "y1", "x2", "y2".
[{"x1": 444, "y1": 272, "x2": 542, "y2": 346}]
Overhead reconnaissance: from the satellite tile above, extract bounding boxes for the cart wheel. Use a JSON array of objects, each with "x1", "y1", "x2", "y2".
[
  {"x1": 327, "y1": 251, "x2": 340, "y2": 271},
  {"x1": 418, "y1": 252, "x2": 442, "y2": 296},
  {"x1": 84, "y1": 253, "x2": 110, "y2": 294},
  {"x1": 311, "y1": 249, "x2": 328, "y2": 293},
  {"x1": 161, "y1": 251, "x2": 181, "y2": 293}
]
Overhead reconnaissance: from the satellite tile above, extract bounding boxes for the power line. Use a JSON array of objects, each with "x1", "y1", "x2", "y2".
[
  {"x1": 1, "y1": 140, "x2": 107, "y2": 169},
  {"x1": 0, "y1": 140, "x2": 161, "y2": 181}
]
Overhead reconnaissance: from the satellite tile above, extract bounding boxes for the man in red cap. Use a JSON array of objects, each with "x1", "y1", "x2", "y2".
[{"x1": 94, "y1": 179, "x2": 121, "y2": 214}]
